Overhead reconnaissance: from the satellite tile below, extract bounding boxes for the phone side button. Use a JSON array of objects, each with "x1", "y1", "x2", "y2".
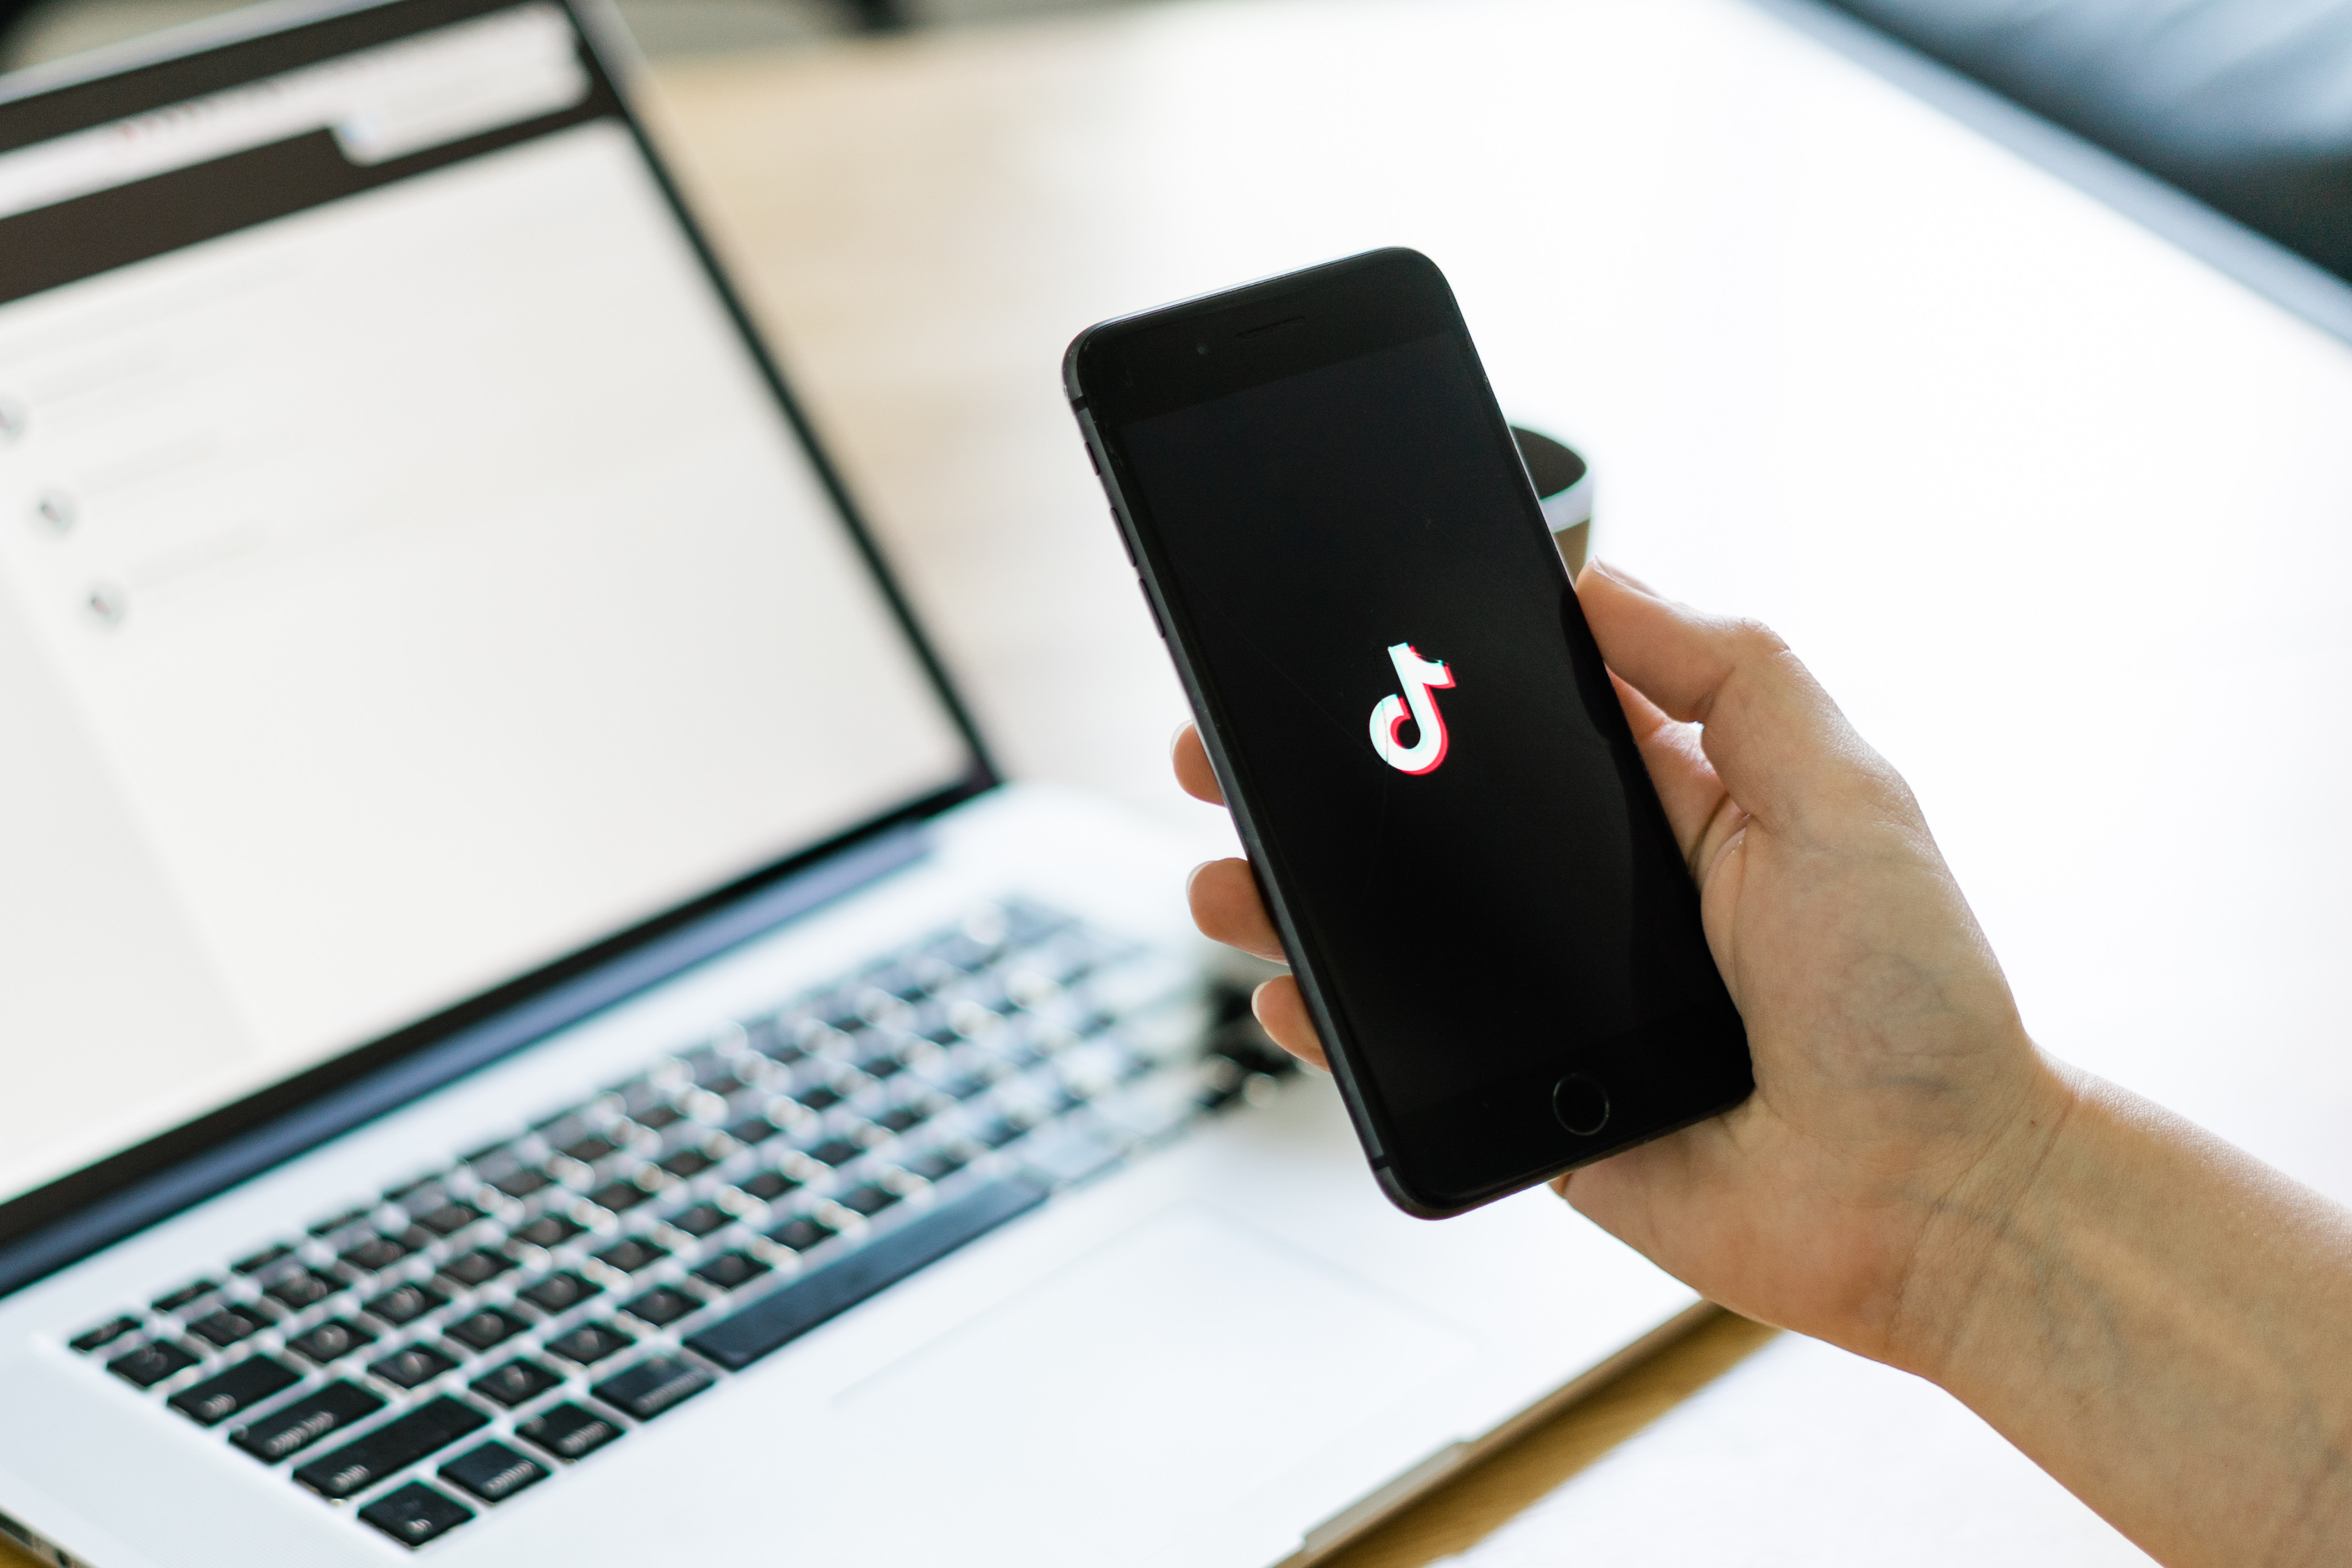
[
  {"x1": 1552, "y1": 1073, "x2": 1610, "y2": 1137},
  {"x1": 1136, "y1": 577, "x2": 1165, "y2": 638}
]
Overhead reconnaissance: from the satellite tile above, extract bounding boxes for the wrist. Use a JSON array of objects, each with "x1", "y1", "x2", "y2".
[{"x1": 1878, "y1": 1048, "x2": 2085, "y2": 1387}]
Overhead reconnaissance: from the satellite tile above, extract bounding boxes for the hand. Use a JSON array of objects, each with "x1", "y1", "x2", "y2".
[
  {"x1": 1176, "y1": 560, "x2": 2066, "y2": 1370},
  {"x1": 1181, "y1": 562, "x2": 2352, "y2": 1567}
]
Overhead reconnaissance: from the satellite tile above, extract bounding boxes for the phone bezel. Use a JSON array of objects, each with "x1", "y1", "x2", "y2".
[{"x1": 1067, "y1": 248, "x2": 1752, "y2": 1216}]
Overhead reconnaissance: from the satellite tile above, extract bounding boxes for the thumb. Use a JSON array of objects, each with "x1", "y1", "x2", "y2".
[{"x1": 1575, "y1": 561, "x2": 1874, "y2": 835}]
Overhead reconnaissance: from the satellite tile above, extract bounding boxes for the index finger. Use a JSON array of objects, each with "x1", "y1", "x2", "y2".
[{"x1": 1171, "y1": 724, "x2": 1223, "y2": 805}]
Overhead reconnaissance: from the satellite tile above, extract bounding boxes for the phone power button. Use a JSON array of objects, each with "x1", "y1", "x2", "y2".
[{"x1": 1552, "y1": 1073, "x2": 1611, "y2": 1137}]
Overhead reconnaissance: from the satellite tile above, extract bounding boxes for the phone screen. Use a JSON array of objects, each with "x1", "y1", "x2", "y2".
[{"x1": 1097, "y1": 293, "x2": 1744, "y2": 1207}]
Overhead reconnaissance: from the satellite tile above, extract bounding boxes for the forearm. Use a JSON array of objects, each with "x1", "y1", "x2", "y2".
[{"x1": 1902, "y1": 1065, "x2": 2352, "y2": 1566}]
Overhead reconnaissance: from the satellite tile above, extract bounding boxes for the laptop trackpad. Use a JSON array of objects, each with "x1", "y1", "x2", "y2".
[{"x1": 829, "y1": 1204, "x2": 1473, "y2": 1565}]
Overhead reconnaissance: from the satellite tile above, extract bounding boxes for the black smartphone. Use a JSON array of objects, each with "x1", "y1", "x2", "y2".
[{"x1": 1065, "y1": 248, "x2": 1752, "y2": 1217}]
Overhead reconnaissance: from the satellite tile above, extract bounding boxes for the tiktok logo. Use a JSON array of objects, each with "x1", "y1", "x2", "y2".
[{"x1": 1368, "y1": 642, "x2": 1455, "y2": 775}]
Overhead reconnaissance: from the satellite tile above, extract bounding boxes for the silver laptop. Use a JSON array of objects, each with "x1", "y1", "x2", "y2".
[{"x1": 0, "y1": 4, "x2": 1701, "y2": 1562}]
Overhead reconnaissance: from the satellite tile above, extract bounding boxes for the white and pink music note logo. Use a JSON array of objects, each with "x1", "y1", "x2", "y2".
[{"x1": 1368, "y1": 642, "x2": 1455, "y2": 775}]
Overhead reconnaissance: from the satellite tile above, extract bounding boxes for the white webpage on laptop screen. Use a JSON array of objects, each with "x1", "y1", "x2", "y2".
[{"x1": 0, "y1": 38, "x2": 971, "y2": 1211}]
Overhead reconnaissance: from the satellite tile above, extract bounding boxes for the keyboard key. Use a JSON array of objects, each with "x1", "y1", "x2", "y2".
[
  {"x1": 470, "y1": 1357, "x2": 562, "y2": 1409},
  {"x1": 735, "y1": 1170, "x2": 798, "y2": 1203},
  {"x1": 663, "y1": 1203, "x2": 730, "y2": 1239},
  {"x1": 489, "y1": 1167, "x2": 554, "y2": 1200},
  {"x1": 287, "y1": 1318, "x2": 377, "y2": 1365},
  {"x1": 384, "y1": 1173, "x2": 449, "y2": 1207},
  {"x1": 902, "y1": 1148, "x2": 967, "y2": 1184},
  {"x1": 795, "y1": 1084, "x2": 842, "y2": 1114},
  {"x1": 365, "y1": 1282, "x2": 447, "y2": 1326},
  {"x1": 621, "y1": 1286, "x2": 703, "y2": 1327},
  {"x1": 68, "y1": 1316, "x2": 140, "y2": 1354},
  {"x1": 168, "y1": 1354, "x2": 300, "y2": 1426},
  {"x1": 188, "y1": 1303, "x2": 275, "y2": 1347},
  {"x1": 689, "y1": 1251, "x2": 770, "y2": 1292},
  {"x1": 519, "y1": 1272, "x2": 601, "y2": 1314},
  {"x1": 631, "y1": 1104, "x2": 684, "y2": 1133},
  {"x1": 263, "y1": 1268, "x2": 347, "y2": 1311},
  {"x1": 231, "y1": 1380, "x2": 385, "y2": 1461},
  {"x1": 561, "y1": 1134, "x2": 620, "y2": 1165},
  {"x1": 438, "y1": 1249, "x2": 515, "y2": 1288},
  {"x1": 856, "y1": 1055, "x2": 906, "y2": 1083},
  {"x1": 292, "y1": 1395, "x2": 488, "y2": 1500},
  {"x1": 765, "y1": 1215, "x2": 835, "y2": 1253},
  {"x1": 658, "y1": 1148, "x2": 715, "y2": 1180},
  {"x1": 516, "y1": 1401, "x2": 623, "y2": 1463},
  {"x1": 972, "y1": 1117, "x2": 1025, "y2": 1149},
  {"x1": 592, "y1": 1355, "x2": 715, "y2": 1422},
  {"x1": 692, "y1": 1179, "x2": 1048, "y2": 1373},
  {"x1": 587, "y1": 1179, "x2": 652, "y2": 1215},
  {"x1": 360, "y1": 1481, "x2": 474, "y2": 1547},
  {"x1": 445, "y1": 1307, "x2": 531, "y2": 1353},
  {"x1": 546, "y1": 1321, "x2": 634, "y2": 1365},
  {"x1": 412, "y1": 1200, "x2": 486, "y2": 1237},
  {"x1": 231, "y1": 1243, "x2": 294, "y2": 1276},
  {"x1": 308, "y1": 1207, "x2": 373, "y2": 1238},
  {"x1": 725, "y1": 1115, "x2": 781, "y2": 1147},
  {"x1": 806, "y1": 1138, "x2": 863, "y2": 1168},
  {"x1": 873, "y1": 1104, "x2": 924, "y2": 1134},
  {"x1": 109, "y1": 1340, "x2": 198, "y2": 1388},
  {"x1": 370, "y1": 1345, "x2": 459, "y2": 1389},
  {"x1": 441, "y1": 1440, "x2": 549, "y2": 1504},
  {"x1": 688, "y1": 1049, "x2": 744, "y2": 1087},
  {"x1": 339, "y1": 1234, "x2": 414, "y2": 1273},
  {"x1": 590, "y1": 1237, "x2": 667, "y2": 1274},
  {"x1": 838, "y1": 1184, "x2": 899, "y2": 1218},
  {"x1": 152, "y1": 1280, "x2": 218, "y2": 1314},
  {"x1": 512, "y1": 1212, "x2": 584, "y2": 1250}
]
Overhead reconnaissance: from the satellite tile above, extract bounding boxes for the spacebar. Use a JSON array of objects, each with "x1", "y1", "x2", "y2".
[{"x1": 687, "y1": 1177, "x2": 1050, "y2": 1372}]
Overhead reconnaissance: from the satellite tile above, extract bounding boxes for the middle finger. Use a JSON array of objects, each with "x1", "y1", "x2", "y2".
[{"x1": 1185, "y1": 858, "x2": 1287, "y2": 964}]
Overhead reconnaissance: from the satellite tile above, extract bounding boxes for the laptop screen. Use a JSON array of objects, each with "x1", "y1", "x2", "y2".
[{"x1": 0, "y1": 2, "x2": 979, "y2": 1224}]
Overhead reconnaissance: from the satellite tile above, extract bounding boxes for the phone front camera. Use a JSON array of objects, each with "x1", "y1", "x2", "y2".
[{"x1": 1196, "y1": 343, "x2": 1208, "y2": 356}]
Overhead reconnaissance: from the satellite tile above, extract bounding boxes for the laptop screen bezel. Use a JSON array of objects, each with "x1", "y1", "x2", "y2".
[{"x1": 0, "y1": 0, "x2": 1001, "y2": 1290}]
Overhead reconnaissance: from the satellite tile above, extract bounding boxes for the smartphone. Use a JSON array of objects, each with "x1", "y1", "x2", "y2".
[{"x1": 1064, "y1": 248, "x2": 1752, "y2": 1217}]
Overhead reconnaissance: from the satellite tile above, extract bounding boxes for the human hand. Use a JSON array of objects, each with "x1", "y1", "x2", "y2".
[{"x1": 1176, "y1": 561, "x2": 2071, "y2": 1372}]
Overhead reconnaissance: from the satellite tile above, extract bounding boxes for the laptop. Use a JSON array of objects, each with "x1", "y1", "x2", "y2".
[{"x1": 0, "y1": 3, "x2": 1702, "y2": 1562}]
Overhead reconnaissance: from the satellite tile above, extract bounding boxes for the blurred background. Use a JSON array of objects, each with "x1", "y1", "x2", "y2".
[
  {"x1": 4, "y1": 0, "x2": 1119, "y2": 65},
  {"x1": 7, "y1": 0, "x2": 2350, "y2": 293}
]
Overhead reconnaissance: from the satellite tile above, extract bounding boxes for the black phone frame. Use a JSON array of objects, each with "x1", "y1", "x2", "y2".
[{"x1": 1066, "y1": 248, "x2": 1751, "y2": 1216}]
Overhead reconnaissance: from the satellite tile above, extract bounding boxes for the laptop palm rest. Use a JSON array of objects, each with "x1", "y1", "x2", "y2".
[{"x1": 816, "y1": 1204, "x2": 1472, "y2": 1566}]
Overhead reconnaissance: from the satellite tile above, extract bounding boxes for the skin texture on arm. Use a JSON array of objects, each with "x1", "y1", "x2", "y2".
[{"x1": 1177, "y1": 560, "x2": 2352, "y2": 1567}]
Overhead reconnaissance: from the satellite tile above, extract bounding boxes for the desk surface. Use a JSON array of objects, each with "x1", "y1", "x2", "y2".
[{"x1": 10, "y1": 0, "x2": 2352, "y2": 1562}]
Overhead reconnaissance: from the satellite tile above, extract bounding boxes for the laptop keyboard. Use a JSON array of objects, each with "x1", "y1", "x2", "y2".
[{"x1": 63, "y1": 898, "x2": 1280, "y2": 1550}]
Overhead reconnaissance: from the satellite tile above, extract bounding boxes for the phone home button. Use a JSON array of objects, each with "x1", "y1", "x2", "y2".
[{"x1": 1552, "y1": 1073, "x2": 1611, "y2": 1138}]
